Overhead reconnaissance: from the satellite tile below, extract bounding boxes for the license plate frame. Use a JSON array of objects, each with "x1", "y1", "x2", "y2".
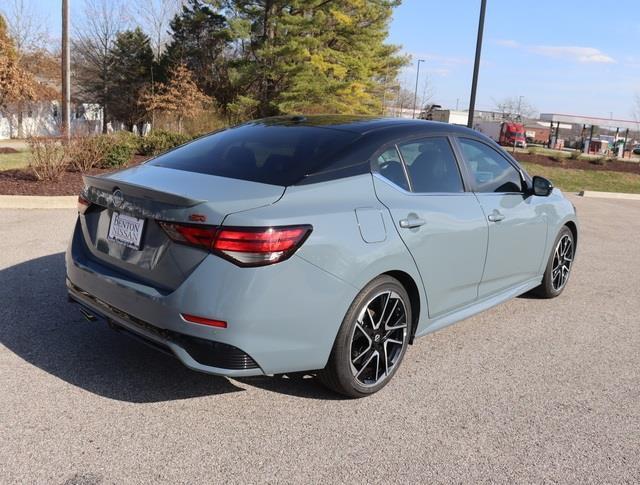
[{"x1": 107, "y1": 212, "x2": 145, "y2": 250}]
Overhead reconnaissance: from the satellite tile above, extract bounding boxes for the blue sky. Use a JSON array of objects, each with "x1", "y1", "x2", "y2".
[
  {"x1": 12, "y1": 0, "x2": 640, "y2": 119},
  {"x1": 389, "y1": 0, "x2": 640, "y2": 119}
]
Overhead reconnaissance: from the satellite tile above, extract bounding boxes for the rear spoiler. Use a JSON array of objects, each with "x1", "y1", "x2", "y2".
[{"x1": 83, "y1": 174, "x2": 203, "y2": 208}]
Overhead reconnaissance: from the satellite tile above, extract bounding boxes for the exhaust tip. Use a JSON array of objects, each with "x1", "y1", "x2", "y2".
[{"x1": 79, "y1": 307, "x2": 98, "y2": 322}]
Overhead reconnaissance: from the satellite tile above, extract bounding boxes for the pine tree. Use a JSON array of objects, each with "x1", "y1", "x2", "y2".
[
  {"x1": 229, "y1": 0, "x2": 408, "y2": 117},
  {"x1": 161, "y1": 0, "x2": 233, "y2": 105},
  {"x1": 109, "y1": 28, "x2": 155, "y2": 132}
]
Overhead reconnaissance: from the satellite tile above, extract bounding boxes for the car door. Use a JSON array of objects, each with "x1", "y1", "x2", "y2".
[
  {"x1": 372, "y1": 136, "x2": 488, "y2": 318},
  {"x1": 455, "y1": 137, "x2": 548, "y2": 298}
]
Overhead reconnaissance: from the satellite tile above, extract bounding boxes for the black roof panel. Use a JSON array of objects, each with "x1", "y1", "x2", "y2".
[{"x1": 249, "y1": 115, "x2": 479, "y2": 136}]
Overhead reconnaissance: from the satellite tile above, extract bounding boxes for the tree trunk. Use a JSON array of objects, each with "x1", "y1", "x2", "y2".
[
  {"x1": 102, "y1": 104, "x2": 108, "y2": 134},
  {"x1": 17, "y1": 110, "x2": 24, "y2": 139},
  {"x1": 259, "y1": 0, "x2": 278, "y2": 117}
]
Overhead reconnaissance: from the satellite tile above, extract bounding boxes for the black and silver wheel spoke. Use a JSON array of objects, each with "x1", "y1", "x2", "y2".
[
  {"x1": 551, "y1": 234, "x2": 574, "y2": 291},
  {"x1": 350, "y1": 290, "x2": 408, "y2": 387}
]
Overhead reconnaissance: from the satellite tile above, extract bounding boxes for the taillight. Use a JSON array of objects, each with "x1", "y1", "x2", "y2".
[
  {"x1": 213, "y1": 225, "x2": 312, "y2": 266},
  {"x1": 157, "y1": 221, "x2": 217, "y2": 250},
  {"x1": 78, "y1": 194, "x2": 91, "y2": 214},
  {"x1": 158, "y1": 222, "x2": 312, "y2": 267}
]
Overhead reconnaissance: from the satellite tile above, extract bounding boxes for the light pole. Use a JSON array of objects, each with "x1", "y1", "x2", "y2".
[
  {"x1": 467, "y1": 0, "x2": 487, "y2": 128},
  {"x1": 517, "y1": 95, "x2": 524, "y2": 120},
  {"x1": 61, "y1": 0, "x2": 71, "y2": 140},
  {"x1": 412, "y1": 59, "x2": 425, "y2": 119}
]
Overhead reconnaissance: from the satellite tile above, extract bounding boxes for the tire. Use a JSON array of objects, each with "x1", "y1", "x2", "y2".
[
  {"x1": 318, "y1": 275, "x2": 412, "y2": 398},
  {"x1": 533, "y1": 226, "x2": 575, "y2": 298}
]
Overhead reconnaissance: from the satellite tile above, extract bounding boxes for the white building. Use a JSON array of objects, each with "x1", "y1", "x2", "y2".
[{"x1": 0, "y1": 101, "x2": 104, "y2": 139}]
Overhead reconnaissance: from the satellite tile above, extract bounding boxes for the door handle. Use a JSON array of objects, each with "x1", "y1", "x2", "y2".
[
  {"x1": 487, "y1": 212, "x2": 505, "y2": 222},
  {"x1": 399, "y1": 217, "x2": 426, "y2": 229}
]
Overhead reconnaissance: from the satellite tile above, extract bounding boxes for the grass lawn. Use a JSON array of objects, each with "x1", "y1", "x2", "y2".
[
  {"x1": 522, "y1": 162, "x2": 640, "y2": 194},
  {"x1": 0, "y1": 150, "x2": 31, "y2": 171}
]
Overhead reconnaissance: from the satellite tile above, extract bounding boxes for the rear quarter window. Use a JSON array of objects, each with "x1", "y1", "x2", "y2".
[{"x1": 149, "y1": 124, "x2": 361, "y2": 186}]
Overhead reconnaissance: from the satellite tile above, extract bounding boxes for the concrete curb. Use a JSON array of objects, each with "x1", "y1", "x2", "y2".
[
  {"x1": 579, "y1": 191, "x2": 640, "y2": 201},
  {"x1": 0, "y1": 195, "x2": 77, "y2": 209}
]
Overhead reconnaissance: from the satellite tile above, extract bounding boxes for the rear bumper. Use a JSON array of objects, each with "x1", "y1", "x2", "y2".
[
  {"x1": 67, "y1": 280, "x2": 262, "y2": 377},
  {"x1": 66, "y1": 218, "x2": 358, "y2": 376}
]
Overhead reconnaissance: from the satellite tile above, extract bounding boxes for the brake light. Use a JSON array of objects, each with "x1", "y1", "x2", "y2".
[
  {"x1": 158, "y1": 222, "x2": 312, "y2": 267},
  {"x1": 213, "y1": 226, "x2": 312, "y2": 266},
  {"x1": 78, "y1": 194, "x2": 91, "y2": 214}
]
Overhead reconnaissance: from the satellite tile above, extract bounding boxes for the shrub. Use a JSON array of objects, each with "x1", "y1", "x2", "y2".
[
  {"x1": 28, "y1": 137, "x2": 69, "y2": 181},
  {"x1": 569, "y1": 150, "x2": 581, "y2": 160},
  {"x1": 140, "y1": 130, "x2": 192, "y2": 156},
  {"x1": 590, "y1": 156, "x2": 606, "y2": 165},
  {"x1": 527, "y1": 146, "x2": 540, "y2": 155},
  {"x1": 102, "y1": 137, "x2": 134, "y2": 168},
  {"x1": 67, "y1": 136, "x2": 106, "y2": 172},
  {"x1": 113, "y1": 130, "x2": 143, "y2": 154}
]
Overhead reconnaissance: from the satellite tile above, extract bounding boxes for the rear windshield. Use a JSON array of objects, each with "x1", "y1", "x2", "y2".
[{"x1": 148, "y1": 123, "x2": 361, "y2": 186}]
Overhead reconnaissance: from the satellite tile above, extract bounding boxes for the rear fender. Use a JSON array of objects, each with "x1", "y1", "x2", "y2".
[{"x1": 222, "y1": 174, "x2": 430, "y2": 334}]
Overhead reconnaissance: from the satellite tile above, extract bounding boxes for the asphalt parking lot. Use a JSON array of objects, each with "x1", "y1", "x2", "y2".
[{"x1": 1, "y1": 195, "x2": 639, "y2": 484}]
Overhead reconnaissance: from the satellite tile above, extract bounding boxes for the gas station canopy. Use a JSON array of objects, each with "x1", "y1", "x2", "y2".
[{"x1": 540, "y1": 113, "x2": 640, "y2": 131}]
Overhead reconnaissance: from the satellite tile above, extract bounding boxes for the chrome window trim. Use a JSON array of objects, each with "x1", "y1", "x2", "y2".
[{"x1": 372, "y1": 173, "x2": 477, "y2": 197}]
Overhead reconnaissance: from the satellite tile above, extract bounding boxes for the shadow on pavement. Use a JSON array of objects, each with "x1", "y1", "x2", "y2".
[{"x1": 0, "y1": 252, "x2": 339, "y2": 402}]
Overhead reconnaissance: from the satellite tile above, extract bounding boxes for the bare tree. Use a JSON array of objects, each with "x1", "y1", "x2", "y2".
[
  {"x1": 1, "y1": 0, "x2": 48, "y2": 53},
  {"x1": 419, "y1": 74, "x2": 435, "y2": 111},
  {"x1": 135, "y1": 0, "x2": 184, "y2": 59},
  {"x1": 73, "y1": 0, "x2": 129, "y2": 133},
  {"x1": 493, "y1": 96, "x2": 537, "y2": 121},
  {"x1": 632, "y1": 93, "x2": 640, "y2": 132},
  {"x1": 393, "y1": 86, "x2": 415, "y2": 116}
]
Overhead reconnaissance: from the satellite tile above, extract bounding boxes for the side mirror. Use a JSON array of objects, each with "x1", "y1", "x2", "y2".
[{"x1": 532, "y1": 176, "x2": 553, "y2": 197}]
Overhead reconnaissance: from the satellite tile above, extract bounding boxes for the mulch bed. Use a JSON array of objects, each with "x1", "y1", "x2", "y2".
[
  {"x1": 0, "y1": 156, "x2": 147, "y2": 196},
  {"x1": 0, "y1": 167, "x2": 115, "y2": 196},
  {"x1": 1, "y1": 153, "x2": 639, "y2": 196},
  {"x1": 515, "y1": 153, "x2": 640, "y2": 175},
  {"x1": 0, "y1": 147, "x2": 19, "y2": 154}
]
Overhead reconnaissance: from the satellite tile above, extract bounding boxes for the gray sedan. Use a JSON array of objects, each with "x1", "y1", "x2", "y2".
[{"x1": 66, "y1": 116, "x2": 578, "y2": 397}]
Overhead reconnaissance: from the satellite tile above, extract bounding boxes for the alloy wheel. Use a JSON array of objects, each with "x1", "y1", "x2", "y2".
[
  {"x1": 349, "y1": 290, "x2": 408, "y2": 387},
  {"x1": 551, "y1": 234, "x2": 573, "y2": 291}
]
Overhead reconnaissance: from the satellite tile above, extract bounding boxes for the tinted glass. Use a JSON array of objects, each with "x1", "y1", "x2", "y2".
[
  {"x1": 374, "y1": 147, "x2": 409, "y2": 191},
  {"x1": 458, "y1": 138, "x2": 522, "y2": 193},
  {"x1": 149, "y1": 124, "x2": 360, "y2": 186},
  {"x1": 398, "y1": 137, "x2": 463, "y2": 193}
]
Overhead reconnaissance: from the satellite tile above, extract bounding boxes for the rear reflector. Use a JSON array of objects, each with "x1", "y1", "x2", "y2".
[
  {"x1": 181, "y1": 313, "x2": 227, "y2": 328},
  {"x1": 78, "y1": 194, "x2": 91, "y2": 214},
  {"x1": 158, "y1": 222, "x2": 312, "y2": 267}
]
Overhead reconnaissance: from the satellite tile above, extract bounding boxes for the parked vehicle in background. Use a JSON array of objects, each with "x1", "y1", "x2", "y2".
[
  {"x1": 633, "y1": 144, "x2": 640, "y2": 155},
  {"x1": 475, "y1": 120, "x2": 527, "y2": 148},
  {"x1": 66, "y1": 116, "x2": 577, "y2": 398}
]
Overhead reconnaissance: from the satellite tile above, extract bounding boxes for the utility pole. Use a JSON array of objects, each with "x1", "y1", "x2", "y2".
[
  {"x1": 412, "y1": 59, "x2": 425, "y2": 119},
  {"x1": 467, "y1": 0, "x2": 487, "y2": 128},
  {"x1": 61, "y1": 0, "x2": 71, "y2": 140}
]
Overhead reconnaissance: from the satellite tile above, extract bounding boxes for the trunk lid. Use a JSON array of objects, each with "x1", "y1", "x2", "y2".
[{"x1": 78, "y1": 164, "x2": 285, "y2": 292}]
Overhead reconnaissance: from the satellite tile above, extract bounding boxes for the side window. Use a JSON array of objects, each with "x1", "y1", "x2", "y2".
[
  {"x1": 398, "y1": 137, "x2": 464, "y2": 193},
  {"x1": 458, "y1": 138, "x2": 522, "y2": 193},
  {"x1": 374, "y1": 147, "x2": 410, "y2": 191}
]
